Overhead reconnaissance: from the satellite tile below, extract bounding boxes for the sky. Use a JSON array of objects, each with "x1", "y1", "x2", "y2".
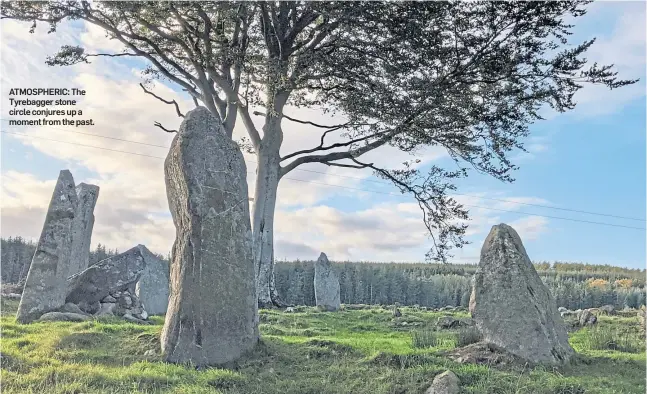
[{"x1": 0, "y1": 2, "x2": 645, "y2": 269}]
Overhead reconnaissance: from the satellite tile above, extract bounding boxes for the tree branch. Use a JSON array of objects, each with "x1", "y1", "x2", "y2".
[
  {"x1": 139, "y1": 83, "x2": 185, "y2": 118},
  {"x1": 153, "y1": 121, "x2": 177, "y2": 133}
]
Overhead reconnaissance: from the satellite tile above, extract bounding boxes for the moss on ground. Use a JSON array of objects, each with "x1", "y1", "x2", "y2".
[{"x1": 1, "y1": 299, "x2": 644, "y2": 393}]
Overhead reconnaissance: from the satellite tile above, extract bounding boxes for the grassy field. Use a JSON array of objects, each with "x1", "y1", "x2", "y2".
[{"x1": 0, "y1": 299, "x2": 644, "y2": 394}]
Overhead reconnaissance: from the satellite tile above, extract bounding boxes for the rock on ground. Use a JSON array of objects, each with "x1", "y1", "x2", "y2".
[
  {"x1": 578, "y1": 309, "x2": 597, "y2": 326},
  {"x1": 438, "y1": 316, "x2": 460, "y2": 329},
  {"x1": 160, "y1": 107, "x2": 258, "y2": 367},
  {"x1": 314, "y1": 253, "x2": 341, "y2": 312},
  {"x1": 38, "y1": 311, "x2": 91, "y2": 322},
  {"x1": 17, "y1": 170, "x2": 78, "y2": 324},
  {"x1": 68, "y1": 183, "x2": 99, "y2": 278},
  {"x1": 135, "y1": 253, "x2": 170, "y2": 315},
  {"x1": 446, "y1": 342, "x2": 525, "y2": 367},
  {"x1": 425, "y1": 370, "x2": 460, "y2": 394},
  {"x1": 469, "y1": 223, "x2": 574, "y2": 366},
  {"x1": 599, "y1": 304, "x2": 615, "y2": 315},
  {"x1": 66, "y1": 245, "x2": 153, "y2": 305}
]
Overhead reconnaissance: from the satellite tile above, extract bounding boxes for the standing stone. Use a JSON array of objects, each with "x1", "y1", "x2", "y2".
[
  {"x1": 161, "y1": 107, "x2": 258, "y2": 366},
  {"x1": 314, "y1": 253, "x2": 341, "y2": 312},
  {"x1": 135, "y1": 254, "x2": 170, "y2": 315},
  {"x1": 66, "y1": 244, "x2": 152, "y2": 305},
  {"x1": 16, "y1": 170, "x2": 78, "y2": 323},
  {"x1": 469, "y1": 224, "x2": 574, "y2": 365},
  {"x1": 68, "y1": 183, "x2": 99, "y2": 278}
]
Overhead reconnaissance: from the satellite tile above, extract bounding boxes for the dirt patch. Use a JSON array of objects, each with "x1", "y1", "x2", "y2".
[{"x1": 444, "y1": 342, "x2": 529, "y2": 368}]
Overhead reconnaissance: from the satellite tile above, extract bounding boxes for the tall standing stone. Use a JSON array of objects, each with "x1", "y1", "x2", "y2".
[
  {"x1": 314, "y1": 253, "x2": 341, "y2": 311},
  {"x1": 161, "y1": 107, "x2": 258, "y2": 366},
  {"x1": 68, "y1": 183, "x2": 99, "y2": 278},
  {"x1": 469, "y1": 224, "x2": 574, "y2": 365},
  {"x1": 136, "y1": 254, "x2": 170, "y2": 315},
  {"x1": 16, "y1": 170, "x2": 78, "y2": 323}
]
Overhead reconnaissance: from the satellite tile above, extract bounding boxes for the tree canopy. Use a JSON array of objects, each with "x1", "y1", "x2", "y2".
[{"x1": 1, "y1": 1, "x2": 638, "y2": 271}]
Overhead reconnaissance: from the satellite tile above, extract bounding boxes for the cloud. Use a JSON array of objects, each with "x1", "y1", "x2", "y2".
[{"x1": 1, "y1": 18, "x2": 551, "y2": 262}]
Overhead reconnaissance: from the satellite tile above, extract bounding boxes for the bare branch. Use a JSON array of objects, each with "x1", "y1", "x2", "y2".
[
  {"x1": 139, "y1": 83, "x2": 185, "y2": 118},
  {"x1": 252, "y1": 110, "x2": 355, "y2": 130},
  {"x1": 153, "y1": 121, "x2": 177, "y2": 133}
]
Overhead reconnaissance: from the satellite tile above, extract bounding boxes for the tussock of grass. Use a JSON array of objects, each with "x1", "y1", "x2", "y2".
[
  {"x1": 0, "y1": 298, "x2": 645, "y2": 394},
  {"x1": 456, "y1": 326, "x2": 482, "y2": 347},
  {"x1": 582, "y1": 325, "x2": 642, "y2": 353}
]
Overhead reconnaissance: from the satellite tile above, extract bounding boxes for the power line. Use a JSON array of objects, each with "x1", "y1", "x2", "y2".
[
  {"x1": 4, "y1": 120, "x2": 645, "y2": 223},
  {"x1": 1, "y1": 130, "x2": 167, "y2": 159},
  {"x1": 3, "y1": 129, "x2": 645, "y2": 231},
  {"x1": 4, "y1": 120, "x2": 644, "y2": 222}
]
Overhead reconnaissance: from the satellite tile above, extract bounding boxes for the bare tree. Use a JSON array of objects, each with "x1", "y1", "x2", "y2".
[{"x1": 2, "y1": 1, "x2": 637, "y2": 307}]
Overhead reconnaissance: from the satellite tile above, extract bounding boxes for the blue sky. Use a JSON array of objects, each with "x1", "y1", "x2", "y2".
[{"x1": 1, "y1": 2, "x2": 645, "y2": 269}]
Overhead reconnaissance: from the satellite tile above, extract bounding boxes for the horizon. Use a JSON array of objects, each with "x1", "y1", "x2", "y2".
[{"x1": 1, "y1": 1, "x2": 646, "y2": 269}]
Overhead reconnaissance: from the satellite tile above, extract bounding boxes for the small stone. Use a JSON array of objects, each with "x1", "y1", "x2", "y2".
[
  {"x1": 77, "y1": 300, "x2": 101, "y2": 315},
  {"x1": 578, "y1": 309, "x2": 597, "y2": 326},
  {"x1": 425, "y1": 370, "x2": 460, "y2": 394},
  {"x1": 124, "y1": 313, "x2": 152, "y2": 325},
  {"x1": 102, "y1": 295, "x2": 117, "y2": 303},
  {"x1": 284, "y1": 307, "x2": 296, "y2": 313},
  {"x1": 59, "y1": 302, "x2": 89, "y2": 316},
  {"x1": 95, "y1": 302, "x2": 117, "y2": 317},
  {"x1": 140, "y1": 310, "x2": 149, "y2": 320},
  {"x1": 38, "y1": 312, "x2": 91, "y2": 322},
  {"x1": 599, "y1": 304, "x2": 615, "y2": 315},
  {"x1": 438, "y1": 316, "x2": 460, "y2": 329}
]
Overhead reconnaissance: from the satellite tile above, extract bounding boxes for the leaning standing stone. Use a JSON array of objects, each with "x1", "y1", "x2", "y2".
[
  {"x1": 314, "y1": 253, "x2": 341, "y2": 311},
  {"x1": 161, "y1": 107, "x2": 258, "y2": 366},
  {"x1": 469, "y1": 224, "x2": 575, "y2": 365},
  {"x1": 136, "y1": 254, "x2": 170, "y2": 315},
  {"x1": 16, "y1": 170, "x2": 78, "y2": 323},
  {"x1": 68, "y1": 183, "x2": 99, "y2": 278}
]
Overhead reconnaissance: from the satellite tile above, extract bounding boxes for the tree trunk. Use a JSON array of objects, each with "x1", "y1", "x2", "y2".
[{"x1": 252, "y1": 120, "x2": 286, "y2": 308}]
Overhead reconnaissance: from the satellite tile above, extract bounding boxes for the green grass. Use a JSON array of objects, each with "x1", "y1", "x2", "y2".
[{"x1": 1, "y1": 299, "x2": 644, "y2": 394}]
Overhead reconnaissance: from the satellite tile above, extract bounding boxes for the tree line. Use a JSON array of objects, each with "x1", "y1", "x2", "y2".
[
  {"x1": 275, "y1": 260, "x2": 646, "y2": 310},
  {"x1": 2, "y1": 237, "x2": 644, "y2": 310}
]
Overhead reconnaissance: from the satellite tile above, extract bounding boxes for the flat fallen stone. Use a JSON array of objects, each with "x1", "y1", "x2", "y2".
[{"x1": 66, "y1": 245, "x2": 153, "y2": 305}]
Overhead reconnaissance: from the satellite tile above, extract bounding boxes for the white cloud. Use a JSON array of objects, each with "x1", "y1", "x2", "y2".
[{"x1": 1, "y1": 17, "x2": 553, "y2": 262}]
